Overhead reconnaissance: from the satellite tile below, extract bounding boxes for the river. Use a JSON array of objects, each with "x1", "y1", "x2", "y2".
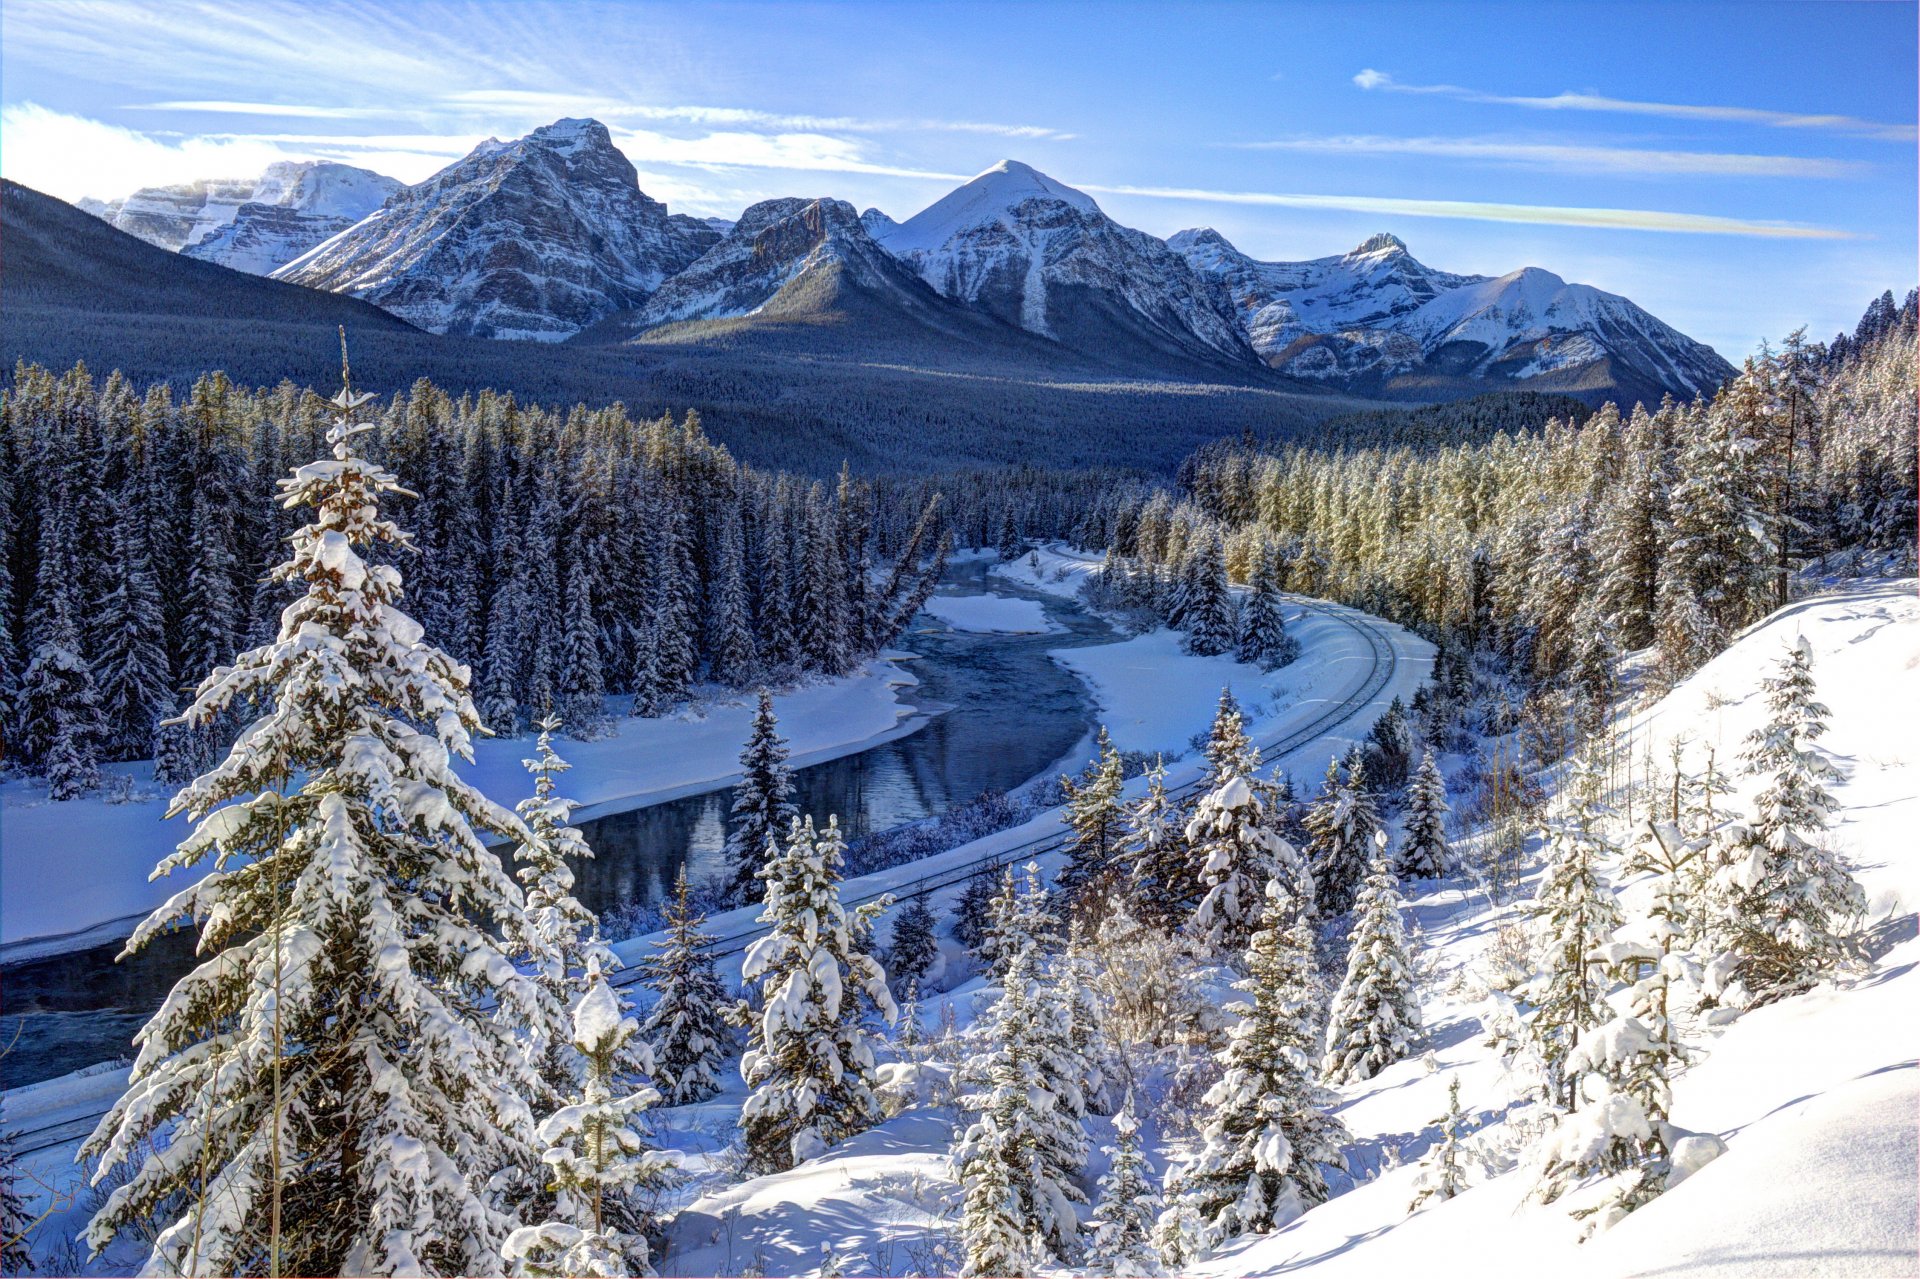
[{"x1": 0, "y1": 558, "x2": 1113, "y2": 1090}]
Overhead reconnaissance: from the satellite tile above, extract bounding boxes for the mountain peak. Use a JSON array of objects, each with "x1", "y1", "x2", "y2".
[
  {"x1": 1349, "y1": 232, "x2": 1409, "y2": 258},
  {"x1": 525, "y1": 117, "x2": 614, "y2": 156},
  {"x1": 967, "y1": 159, "x2": 1098, "y2": 212}
]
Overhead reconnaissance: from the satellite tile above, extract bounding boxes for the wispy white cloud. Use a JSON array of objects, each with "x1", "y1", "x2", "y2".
[
  {"x1": 0, "y1": 101, "x2": 298, "y2": 199},
  {"x1": 1352, "y1": 69, "x2": 1918, "y2": 142},
  {"x1": 1083, "y1": 180, "x2": 1855, "y2": 239},
  {"x1": 1230, "y1": 134, "x2": 1865, "y2": 179}
]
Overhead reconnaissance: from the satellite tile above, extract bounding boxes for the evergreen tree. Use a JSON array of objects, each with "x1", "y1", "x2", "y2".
[
  {"x1": 1719, "y1": 639, "x2": 1866, "y2": 997},
  {"x1": 1184, "y1": 774, "x2": 1294, "y2": 956},
  {"x1": 954, "y1": 943, "x2": 1088, "y2": 1268},
  {"x1": 557, "y1": 559, "x2": 608, "y2": 737},
  {"x1": 953, "y1": 866, "x2": 1001, "y2": 956},
  {"x1": 709, "y1": 516, "x2": 758, "y2": 687},
  {"x1": 1088, "y1": 1092, "x2": 1163, "y2": 1277},
  {"x1": 92, "y1": 498, "x2": 170, "y2": 760},
  {"x1": 1303, "y1": 752, "x2": 1382, "y2": 918},
  {"x1": 1181, "y1": 533, "x2": 1235, "y2": 656},
  {"x1": 81, "y1": 379, "x2": 545, "y2": 1276},
  {"x1": 738, "y1": 816, "x2": 895, "y2": 1174},
  {"x1": 981, "y1": 862, "x2": 1061, "y2": 980},
  {"x1": 1200, "y1": 686, "x2": 1261, "y2": 790},
  {"x1": 1160, "y1": 880, "x2": 1347, "y2": 1259},
  {"x1": 1058, "y1": 726, "x2": 1127, "y2": 903},
  {"x1": 1235, "y1": 542, "x2": 1297, "y2": 669},
  {"x1": 641, "y1": 867, "x2": 732, "y2": 1106},
  {"x1": 886, "y1": 896, "x2": 940, "y2": 993},
  {"x1": 1525, "y1": 753, "x2": 1626, "y2": 1110},
  {"x1": 1407, "y1": 1077, "x2": 1470, "y2": 1212},
  {"x1": 1362, "y1": 696, "x2": 1416, "y2": 792},
  {"x1": 0, "y1": 1129, "x2": 31, "y2": 1276},
  {"x1": 514, "y1": 716, "x2": 617, "y2": 1106},
  {"x1": 1122, "y1": 757, "x2": 1192, "y2": 929},
  {"x1": 504, "y1": 972, "x2": 681, "y2": 1278},
  {"x1": 1058, "y1": 923, "x2": 1111, "y2": 1117},
  {"x1": 17, "y1": 608, "x2": 104, "y2": 800},
  {"x1": 1398, "y1": 748, "x2": 1451, "y2": 879},
  {"x1": 1322, "y1": 839, "x2": 1420, "y2": 1084},
  {"x1": 726, "y1": 691, "x2": 799, "y2": 905}
]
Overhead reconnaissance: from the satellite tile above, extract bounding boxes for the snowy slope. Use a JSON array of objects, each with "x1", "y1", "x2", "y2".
[
  {"x1": 1171, "y1": 227, "x2": 1734, "y2": 402},
  {"x1": 180, "y1": 161, "x2": 402, "y2": 274},
  {"x1": 273, "y1": 118, "x2": 719, "y2": 339},
  {"x1": 874, "y1": 161, "x2": 1250, "y2": 362}
]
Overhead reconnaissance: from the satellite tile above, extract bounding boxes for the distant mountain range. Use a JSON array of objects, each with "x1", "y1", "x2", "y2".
[{"x1": 67, "y1": 116, "x2": 1735, "y2": 406}]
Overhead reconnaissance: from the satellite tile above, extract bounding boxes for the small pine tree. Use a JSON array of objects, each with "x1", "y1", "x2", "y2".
[
  {"x1": 1303, "y1": 752, "x2": 1383, "y2": 918},
  {"x1": 641, "y1": 867, "x2": 732, "y2": 1106},
  {"x1": 1407, "y1": 1077, "x2": 1471, "y2": 1212},
  {"x1": 1235, "y1": 543, "x2": 1297, "y2": 670},
  {"x1": 738, "y1": 816, "x2": 896, "y2": 1174},
  {"x1": 886, "y1": 895, "x2": 940, "y2": 992},
  {"x1": 1123, "y1": 756, "x2": 1193, "y2": 929},
  {"x1": 504, "y1": 972, "x2": 682, "y2": 1278},
  {"x1": 1160, "y1": 880, "x2": 1348, "y2": 1259},
  {"x1": 1322, "y1": 838, "x2": 1420, "y2": 1084},
  {"x1": 981, "y1": 862, "x2": 1061, "y2": 980},
  {"x1": 1398, "y1": 748, "x2": 1451, "y2": 879},
  {"x1": 1184, "y1": 774, "x2": 1293, "y2": 956},
  {"x1": 1, "y1": 1129, "x2": 32, "y2": 1276},
  {"x1": 1362, "y1": 697, "x2": 1416, "y2": 792},
  {"x1": 1089, "y1": 1092, "x2": 1163, "y2": 1277},
  {"x1": 726, "y1": 690, "x2": 799, "y2": 905},
  {"x1": 953, "y1": 866, "x2": 1001, "y2": 955},
  {"x1": 1058, "y1": 726, "x2": 1127, "y2": 903}
]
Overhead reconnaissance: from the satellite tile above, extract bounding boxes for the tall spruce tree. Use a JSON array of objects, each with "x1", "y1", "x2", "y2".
[
  {"x1": 1303, "y1": 752, "x2": 1383, "y2": 918},
  {"x1": 1123, "y1": 756, "x2": 1193, "y2": 929},
  {"x1": 92, "y1": 497, "x2": 170, "y2": 760},
  {"x1": 738, "y1": 816, "x2": 895, "y2": 1174},
  {"x1": 1235, "y1": 542, "x2": 1297, "y2": 669},
  {"x1": 641, "y1": 867, "x2": 732, "y2": 1106},
  {"x1": 1184, "y1": 774, "x2": 1293, "y2": 956},
  {"x1": 886, "y1": 896, "x2": 940, "y2": 993},
  {"x1": 81, "y1": 375, "x2": 545, "y2": 1276},
  {"x1": 1398, "y1": 748, "x2": 1452, "y2": 879},
  {"x1": 726, "y1": 691, "x2": 799, "y2": 905},
  {"x1": 557, "y1": 560, "x2": 608, "y2": 737},
  {"x1": 1322, "y1": 838, "x2": 1420, "y2": 1084},
  {"x1": 1058, "y1": 726, "x2": 1127, "y2": 903},
  {"x1": 1181, "y1": 533, "x2": 1235, "y2": 656},
  {"x1": 1160, "y1": 879, "x2": 1347, "y2": 1260}
]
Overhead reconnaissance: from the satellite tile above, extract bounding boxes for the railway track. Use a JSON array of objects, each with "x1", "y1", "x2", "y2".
[{"x1": 3, "y1": 600, "x2": 1403, "y2": 1156}]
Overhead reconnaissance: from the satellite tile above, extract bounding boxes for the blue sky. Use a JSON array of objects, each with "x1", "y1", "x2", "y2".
[{"x1": 2, "y1": 0, "x2": 1913, "y2": 357}]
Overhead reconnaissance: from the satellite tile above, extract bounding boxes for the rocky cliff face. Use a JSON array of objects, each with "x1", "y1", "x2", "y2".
[{"x1": 272, "y1": 119, "x2": 718, "y2": 340}]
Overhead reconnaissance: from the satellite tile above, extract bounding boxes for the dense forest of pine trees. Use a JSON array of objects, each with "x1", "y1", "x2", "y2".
[{"x1": 0, "y1": 367, "x2": 951, "y2": 793}]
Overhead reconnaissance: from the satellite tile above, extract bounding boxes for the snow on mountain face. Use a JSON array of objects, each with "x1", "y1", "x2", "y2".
[
  {"x1": 1173, "y1": 228, "x2": 1733, "y2": 397},
  {"x1": 179, "y1": 162, "x2": 404, "y2": 275},
  {"x1": 78, "y1": 162, "x2": 400, "y2": 270},
  {"x1": 273, "y1": 118, "x2": 720, "y2": 341},
  {"x1": 874, "y1": 160, "x2": 1248, "y2": 360},
  {"x1": 632, "y1": 196, "x2": 912, "y2": 326}
]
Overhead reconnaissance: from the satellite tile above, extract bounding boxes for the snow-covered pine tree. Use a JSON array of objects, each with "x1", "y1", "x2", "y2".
[
  {"x1": 1303, "y1": 752, "x2": 1382, "y2": 918},
  {"x1": 953, "y1": 942, "x2": 1088, "y2": 1268},
  {"x1": 981, "y1": 861, "x2": 1061, "y2": 980},
  {"x1": 886, "y1": 895, "x2": 940, "y2": 992},
  {"x1": 514, "y1": 715, "x2": 618, "y2": 1107},
  {"x1": 1058, "y1": 725, "x2": 1127, "y2": 903},
  {"x1": 1525, "y1": 752, "x2": 1626, "y2": 1110},
  {"x1": 557, "y1": 560, "x2": 608, "y2": 737},
  {"x1": 16, "y1": 492, "x2": 106, "y2": 797},
  {"x1": 1322, "y1": 837, "x2": 1420, "y2": 1084},
  {"x1": 92, "y1": 496, "x2": 170, "y2": 760},
  {"x1": 641, "y1": 866, "x2": 732, "y2": 1106},
  {"x1": 1088, "y1": 1091, "x2": 1163, "y2": 1277},
  {"x1": 81, "y1": 373, "x2": 546, "y2": 1277},
  {"x1": 953, "y1": 866, "x2": 1000, "y2": 955},
  {"x1": 895, "y1": 978, "x2": 926, "y2": 1055},
  {"x1": 738, "y1": 815, "x2": 896, "y2": 1173},
  {"x1": 1058, "y1": 922, "x2": 1111, "y2": 1117},
  {"x1": 709, "y1": 514, "x2": 758, "y2": 687},
  {"x1": 1407, "y1": 1076, "x2": 1470, "y2": 1212},
  {"x1": 1200, "y1": 686, "x2": 1261, "y2": 790},
  {"x1": 1398, "y1": 748, "x2": 1452, "y2": 879},
  {"x1": 1235, "y1": 542, "x2": 1297, "y2": 670},
  {"x1": 1362, "y1": 696, "x2": 1417, "y2": 792},
  {"x1": 1123, "y1": 756, "x2": 1194, "y2": 929},
  {"x1": 726, "y1": 690, "x2": 799, "y2": 905},
  {"x1": 1184, "y1": 773, "x2": 1291, "y2": 956},
  {"x1": 1160, "y1": 879, "x2": 1348, "y2": 1259},
  {"x1": 1181, "y1": 532, "x2": 1235, "y2": 656},
  {"x1": 0, "y1": 1128, "x2": 31, "y2": 1276},
  {"x1": 504, "y1": 972, "x2": 681, "y2": 1278},
  {"x1": 1720, "y1": 638, "x2": 1866, "y2": 997}
]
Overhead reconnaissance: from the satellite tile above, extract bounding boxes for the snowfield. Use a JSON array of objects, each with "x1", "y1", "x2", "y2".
[
  {"x1": 657, "y1": 577, "x2": 1918, "y2": 1278},
  {"x1": 0, "y1": 657, "x2": 925, "y2": 958}
]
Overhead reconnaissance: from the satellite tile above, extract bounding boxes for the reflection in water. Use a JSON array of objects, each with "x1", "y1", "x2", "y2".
[{"x1": 0, "y1": 561, "x2": 1110, "y2": 1088}]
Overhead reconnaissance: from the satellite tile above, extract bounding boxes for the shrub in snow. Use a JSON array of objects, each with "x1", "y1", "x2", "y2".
[
  {"x1": 505, "y1": 972, "x2": 681, "y2": 1277},
  {"x1": 1089, "y1": 897, "x2": 1217, "y2": 1054},
  {"x1": 1322, "y1": 838, "x2": 1420, "y2": 1085},
  {"x1": 726, "y1": 690, "x2": 798, "y2": 906},
  {"x1": 953, "y1": 944, "x2": 1088, "y2": 1269},
  {"x1": 641, "y1": 866, "x2": 732, "y2": 1106},
  {"x1": 737, "y1": 815, "x2": 896, "y2": 1174},
  {"x1": 1159, "y1": 879, "x2": 1348, "y2": 1262},
  {"x1": 1088, "y1": 1092, "x2": 1164, "y2": 1276},
  {"x1": 1407, "y1": 1076, "x2": 1471, "y2": 1212},
  {"x1": 80, "y1": 386, "x2": 547, "y2": 1276},
  {"x1": 1059, "y1": 725, "x2": 1128, "y2": 904},
  {"x1": 1398, "y1": 748, "x2": 1452, "y2": 879}
]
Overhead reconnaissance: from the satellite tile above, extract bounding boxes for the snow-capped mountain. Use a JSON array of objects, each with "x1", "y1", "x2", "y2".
[
  {"x1": 179, "y1": 162, "x2": 403, "y2": 275},
  {"x1": 873, "y1": 160, "x2": 1250, "y2": 364},
  {"x1": 1171, "y1": 227, "x2": 1734, "y2": 399},
  {"x1": 628, "y1": 196, "x2": 934, "y2": 328},
  {"x1": 274, "y1": 119, "x2": 720, "y2": 340},
  {"x1": 80, "y1": 177, "x2": 260, "y2": 253}
]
